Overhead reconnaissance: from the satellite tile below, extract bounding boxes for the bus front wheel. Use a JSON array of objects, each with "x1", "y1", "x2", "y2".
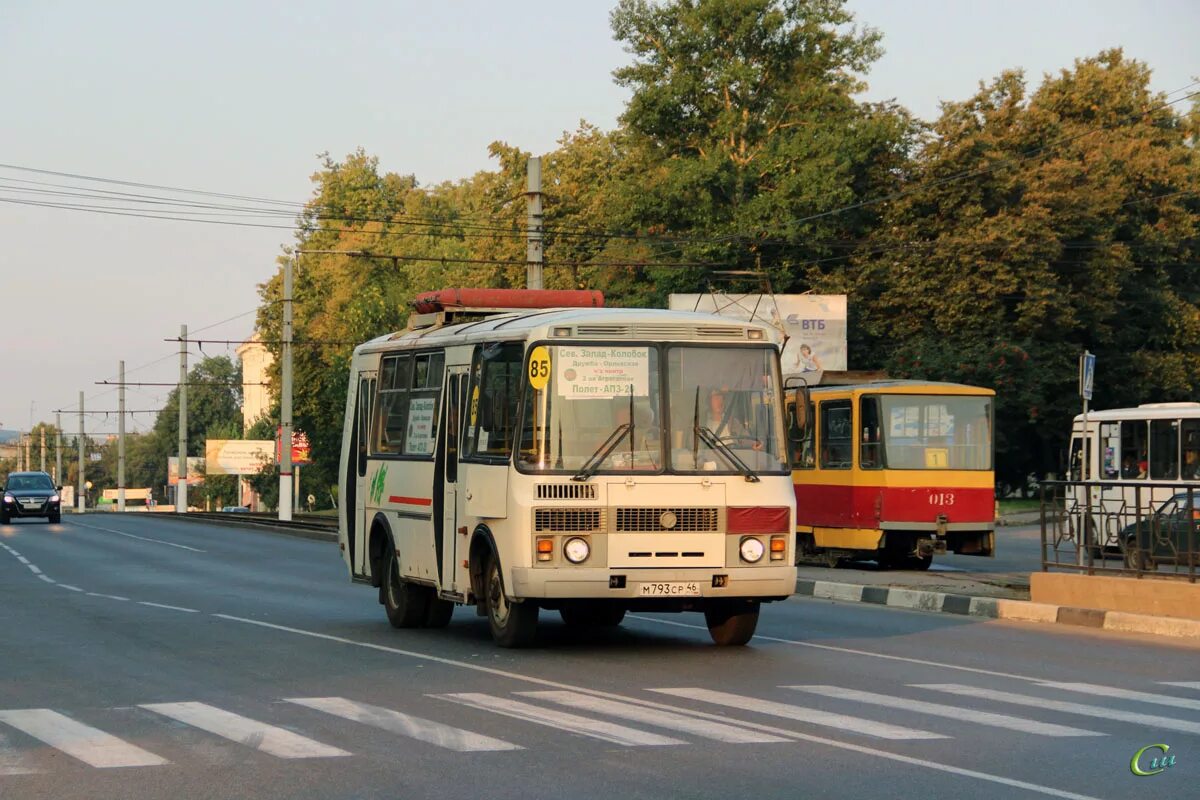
[
  {"x1": 704, "y1": 601, "x2": 760, "y2": 646},
  {"x1": 383, "y1": 548, "x2": 429, "y2": 628},
  {"x1": 485, "y1": 555, "x2": 538, "y2": 648}
]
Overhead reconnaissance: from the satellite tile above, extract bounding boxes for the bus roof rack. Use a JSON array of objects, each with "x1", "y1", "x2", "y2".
[{"x1": 407, "y1": 288, "x2": 605, "y2": 330}]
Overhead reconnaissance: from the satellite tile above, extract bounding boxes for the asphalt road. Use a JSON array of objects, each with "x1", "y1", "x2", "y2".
[{"x1": 1, "y1": 514, "x2": 1197, "y2": 799}]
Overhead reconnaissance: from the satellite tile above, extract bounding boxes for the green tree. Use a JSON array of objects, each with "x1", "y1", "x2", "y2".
[{"x1": 852, "y1": 50, "x2": 1200, "y2": 484}]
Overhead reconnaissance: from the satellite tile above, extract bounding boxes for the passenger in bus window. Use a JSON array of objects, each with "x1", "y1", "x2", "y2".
[
  {"x1": 1183, "y1": 450, "x2": 1200, "y2": 480},
  {"x1": 1138, "y1": 451, "x2": 1149, "y2": 478},
  {"x1": 1121, "y1": 456, "x2": 1140, "y2": 479}
]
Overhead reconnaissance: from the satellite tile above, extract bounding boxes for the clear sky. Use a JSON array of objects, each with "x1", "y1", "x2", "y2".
[{"x1": 0, "y1": 0, "x2": 1194, "y2": 437}]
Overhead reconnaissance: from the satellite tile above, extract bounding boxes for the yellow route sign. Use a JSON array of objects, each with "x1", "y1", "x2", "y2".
[{"x1": 528, "y1": 345, "x2": 551, "y2": 391}]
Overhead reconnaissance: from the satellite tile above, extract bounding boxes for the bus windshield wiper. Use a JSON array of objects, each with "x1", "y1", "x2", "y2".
[
  {"x1": 695, "y1": 425, "x2": 761, "y2": 483},
  {"x1": 572, "y1": 422, "x2": 631, "y2": 482}
]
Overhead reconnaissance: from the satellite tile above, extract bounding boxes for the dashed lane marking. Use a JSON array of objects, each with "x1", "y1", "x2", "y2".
[
  {"x1": 65, "y1": 520, "x2": 205, "y2": 553},
  {"x1": 1037, "y1": 681, "x2": 1200, "y2": 712}
]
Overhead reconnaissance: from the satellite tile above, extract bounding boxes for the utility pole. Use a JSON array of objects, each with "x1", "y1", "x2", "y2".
[
  {"x1": 55, "y1": 412, "x2": 62, "y2": 485},
  {"x1": 279, "y1": 258, "x2": 294, "y2": 521},
  {"x1": 118, "y1": 359, "x2": 126, "y2": 513},
  {"x1": 77, "y1": 392, "x2": 85, "y2": 512},
  {"x1": 178, "y1": 325, "x2": 188, "y2": 514},
  {"x1": 526, "y1": 155, "x2": 543, "y2": 290},
  {"x1": 40, "y1": 427, "x2": 45, "y2": 473},
  {"x1": 24, "y1": 434, "x2": 30, "y2": 472}
]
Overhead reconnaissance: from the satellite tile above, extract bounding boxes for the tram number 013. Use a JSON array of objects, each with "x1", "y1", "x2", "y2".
[{"x1": 928, "y1": 492, "x2": 956, "y2": 506}]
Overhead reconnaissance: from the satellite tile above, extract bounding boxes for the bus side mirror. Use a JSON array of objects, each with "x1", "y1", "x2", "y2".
[{"x1": 787, "y1": 386, "x2": 810, "y2": 443}]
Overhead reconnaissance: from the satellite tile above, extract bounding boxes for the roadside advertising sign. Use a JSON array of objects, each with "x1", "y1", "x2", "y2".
[
  {"x1": 205, "y1": 439, "x2": 276, "y2": 476},
  {"x1": 167, "y1": 456, "x2": 206, "y2": 486},
  {"x1": 276, "y1": 427, "x2": 313, "y2": 465}
]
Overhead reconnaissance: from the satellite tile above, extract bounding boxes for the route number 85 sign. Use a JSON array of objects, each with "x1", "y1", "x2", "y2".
[{"x1": 528, "y1": 346, "x2": 551, "y2": 391}]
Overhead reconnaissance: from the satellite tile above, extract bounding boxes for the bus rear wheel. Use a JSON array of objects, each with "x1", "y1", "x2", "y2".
[
  {"x1": 704, "y1": 601, "x2": 760, "y2": 646},
  {"x1": 485, "y1": 555, "x2": 537, "y2": 648},
  {"x1": 383, "y1": 548, "x2": 429, "y2": 628}
]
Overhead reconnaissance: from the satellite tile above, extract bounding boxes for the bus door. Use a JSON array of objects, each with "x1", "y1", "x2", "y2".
[
  {"x1": 352, "y1": 372, "x2": 376, "y2": 575},
  {"x1": 438, "y1": 368, "x2": 469, "y2": 594}
]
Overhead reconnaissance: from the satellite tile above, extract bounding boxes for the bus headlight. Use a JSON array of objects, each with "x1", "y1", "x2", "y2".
[
  {"x1": 739, "y1": 537, "x2": 765, "y2": 563},
  {"x1": 563, "y1": 537, "x2": 590, "y2": 564}
]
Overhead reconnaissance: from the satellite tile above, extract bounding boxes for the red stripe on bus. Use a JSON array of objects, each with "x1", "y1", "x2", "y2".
[{"x1": 388, "y1": 495, "x2": 433, "y2": 507}]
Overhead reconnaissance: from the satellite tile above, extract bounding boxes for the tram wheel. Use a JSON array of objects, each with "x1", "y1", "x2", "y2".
[
  {"x1": 382, "y1": 547, "x2": 429, "y2": 628},
  {"x1": 906, "y1": 554, "x2": 933, "y2": 571},
  {"x1": 704, "y1": 601, "x2": 760, "y2": 646}
]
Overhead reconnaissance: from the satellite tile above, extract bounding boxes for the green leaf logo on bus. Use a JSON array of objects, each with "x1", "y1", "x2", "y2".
[{"x1": 370, "y1": 464, "x2": 387, "y2": 506}]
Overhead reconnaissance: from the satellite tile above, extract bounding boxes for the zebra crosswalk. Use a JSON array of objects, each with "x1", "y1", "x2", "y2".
[{"x1": 0, "y1": 679, "x2": 1197, "y2": 775}]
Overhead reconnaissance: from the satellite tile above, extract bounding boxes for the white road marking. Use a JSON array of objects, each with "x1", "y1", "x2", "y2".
[
  {"x1": 140, "y1": 702, "x2": 349, "y2": 759},
  {"x1": 1037, "y1": 681, "x2": 1200, "y2": 712},
  {"x1": 436, "y1": 693, "x2": 683, "y2": 746},
  {"x1": 786, "y1": 685, "x2": 1103, "y2": 737},
  {"x1": 67, "y1": 520, "x2": 205, "y2": 553},
  {"x1": 1161, "y1": 681, "x2": 1200, "y2": 691},
  {"x1": 86, "y1": 593, "x2": 130, "y2": 602},
  {"x1": 137, "y1": 601, "x2": 199, "y2": 613},
  {"x1": 15, "y1": 556, "x2": 29, "y2": 564},
  {"x1": 58, "y1": 584, "x2": 84, "y2": 592},
  {"x1": 286, "y1": 696, "x2": 520, "y2": 752},
  {"x1": 651, "y1": 688, "x2": 945, "y2": 740},
  {"x1": 36, "y1": 574, "x2": 55, "y2": 584},
  {"x1": 518, "y1": 691, "x2": 788, "y2": 743},
  {"x1": 212, "y1": 615, "x2": 1107, "y2": 800},
  {"x1": 26, "y1": 564, "x2": 41, "y2": 574},
  {"x1": 626, "y1": 614, "x2": 1047, "y2": 683},
  {"x1": 915, "y1": 684, "x2": 1200, "y2": 735},
  {"x1": 0, "y1": 730, "x2": 38, "y2": 776},
  {"x1": 0, "y1": 709, "x2": 168, "y2": 769}
]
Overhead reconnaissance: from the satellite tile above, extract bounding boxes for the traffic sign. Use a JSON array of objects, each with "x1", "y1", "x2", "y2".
[{"x1": 1080, "y1": 352, "x2": 1096, "y2": 401}]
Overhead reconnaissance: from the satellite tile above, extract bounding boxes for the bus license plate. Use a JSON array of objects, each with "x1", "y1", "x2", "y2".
[{"x1": 637, "y1": 582, "x2": 701, "y2": 597}]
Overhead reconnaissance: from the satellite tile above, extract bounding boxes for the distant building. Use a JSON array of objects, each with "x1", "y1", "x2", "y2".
[{"x1": 236, "y1": 336, "x2": 274, "y2": 434}]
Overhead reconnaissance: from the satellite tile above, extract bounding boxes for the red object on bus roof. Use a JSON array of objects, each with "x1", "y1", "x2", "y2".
[{"x1": 411, "y1": 288, "x2": 605, "y2": 314}]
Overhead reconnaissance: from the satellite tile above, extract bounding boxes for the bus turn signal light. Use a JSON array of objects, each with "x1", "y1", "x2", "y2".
[
  {"x1": 536, "y1": 537, "x2": 554, "y2": 562},
  {"x1": 770, "y1": 536, "x2": 787, "y2": 561}
]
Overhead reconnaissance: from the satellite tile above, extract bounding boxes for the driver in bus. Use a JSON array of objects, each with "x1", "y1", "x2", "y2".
[{"x1": 706, "y1": 388, "x2": 762, "y2": 450}]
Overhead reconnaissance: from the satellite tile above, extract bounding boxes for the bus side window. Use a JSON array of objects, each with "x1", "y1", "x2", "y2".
[
  {"x1": 1120, "y1": 419, "x2": 1148, "y2": 479},
  {"x1": 374, "y1": 354, "x2": 412, "y2": 455},
  {"x1": 1150, "y1": 419, "x2": 1179, "y2": 480}
]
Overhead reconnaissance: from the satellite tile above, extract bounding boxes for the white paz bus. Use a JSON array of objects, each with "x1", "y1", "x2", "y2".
[{"x1": 338, "y1": 288, "x2": 798, "y2": 647}]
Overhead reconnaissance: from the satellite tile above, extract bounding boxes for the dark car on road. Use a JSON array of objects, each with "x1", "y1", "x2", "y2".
[
  {"x1": 1120, "y1": 491, "x2": 1200, "y2": 571},
  {"x1": 2, "y1": 471, "x2": 62, "y2": 524}
]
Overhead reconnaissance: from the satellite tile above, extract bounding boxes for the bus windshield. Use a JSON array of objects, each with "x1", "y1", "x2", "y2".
[
  {"x1": 518, "y1": 344, "x2": 787, "y2": 474},
  {"x1": 875, "y1": 394, "x2": 992, "y2": 470}
]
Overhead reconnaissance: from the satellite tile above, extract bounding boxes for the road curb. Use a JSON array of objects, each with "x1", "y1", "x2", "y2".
[{"x1": 794, "y1": 578, "x2": 1200, "y2": 640}]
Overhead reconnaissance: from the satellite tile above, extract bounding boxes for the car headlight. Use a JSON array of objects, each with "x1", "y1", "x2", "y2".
[
  {"x1": 739, "y1": 536, "x2": 765, "y2": 563},
  {"x1": 49, "y1": 495, "x2": 60, "y2": 503},
  {"x1": 3, "y1": 494, "x2": 13, "y2": 504},
  {"x1": 563, "y1": 537, "x2": 591, "y2": 564}
]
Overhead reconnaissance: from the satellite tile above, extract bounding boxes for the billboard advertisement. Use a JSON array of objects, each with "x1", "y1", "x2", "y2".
[
  {"x1": 276, "y1": 428, "x2": 313, "y2": 465},
  {"x1": 669, "y1": 293, "x2": 848, "y2": 377},
  {"x1": 167, "y1": 456, "x2": 206, "y2": 486},
  {"x1": 205, "y1": 439, "x2": 275, "y2": 476}
]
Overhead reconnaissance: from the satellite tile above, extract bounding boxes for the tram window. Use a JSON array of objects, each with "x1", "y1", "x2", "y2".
[
  {"x1": 788, "y1": 399, "x2": 815, "y2": 469},
  {"x1": 1149, "y1": 419, "x2": 1179, "y2": 480},
  {"x1": 374, "y1": 354, "x2": 412, "y2": 455},
  {"x1": 1120, "y1": 420, "x2": 1148, "y2": 479},
  {"x1": 464, "y1": 342, "x2": 524, "y2": 460},
  {"x1": 860, "y1": 396, "x2": 883, "y2": 469},
  {"x1": 820, "y1": 400, "x2": 852, "y2": 469},
  {"x1": 1183, "y1": 420, "x2": 1200, "y2": 480}
]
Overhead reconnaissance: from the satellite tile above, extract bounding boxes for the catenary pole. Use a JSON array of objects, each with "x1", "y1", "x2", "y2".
[
  {"x1": 55, "y1": 412, "x2": 62, "y2": 485},
  {"x1": 178, "y1": 325, "x2": 188, "y2": 514},
  {"x1": 526, "y1": 156, "x2": 543, "y2": 289},
  {"x1": 77, "y1": 392, "x2": 85, "y2": 512},
  {"x1": 279, "y1": 257, "x2": 294, "y2": 521},
  {"x1": 118, "y1": 359, "x2": 126, "y2": 512}
]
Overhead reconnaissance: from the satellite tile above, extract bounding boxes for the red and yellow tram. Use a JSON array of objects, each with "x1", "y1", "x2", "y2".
[{"x1": 787, "y1": 380, "x2": 995, "y2": 569}]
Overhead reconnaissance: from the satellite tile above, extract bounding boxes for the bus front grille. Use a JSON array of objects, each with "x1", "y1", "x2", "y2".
[
  {"x1": 534, "y1": 508, "x2": 605, "y2": 533},
  {"x1": 535, "y1": 483, "x2": 597, "y2": 500},
  {"x1": 615, "y1": 507, "x2": 720, "y2": 532}
]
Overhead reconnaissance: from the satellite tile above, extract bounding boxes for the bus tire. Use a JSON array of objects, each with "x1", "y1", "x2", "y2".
[
  {"x1": 424, "y1": 597, "x2": 455, "y2": 628},
  {"x1": 906, "y1": 555, "x2": 933, "y2": 571},
  {"x1": 704, "y1": 601, "x2": 760, "y2": 646},
  {"x1": 485, "y1": 554, "x2": 537, "y2": 648},
  {"x1": 382, "y1": 547, "x2": 428, "y2": 629},
  {"x1": 560, "y1": 603, "x2": 625, "y2": 628}
]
